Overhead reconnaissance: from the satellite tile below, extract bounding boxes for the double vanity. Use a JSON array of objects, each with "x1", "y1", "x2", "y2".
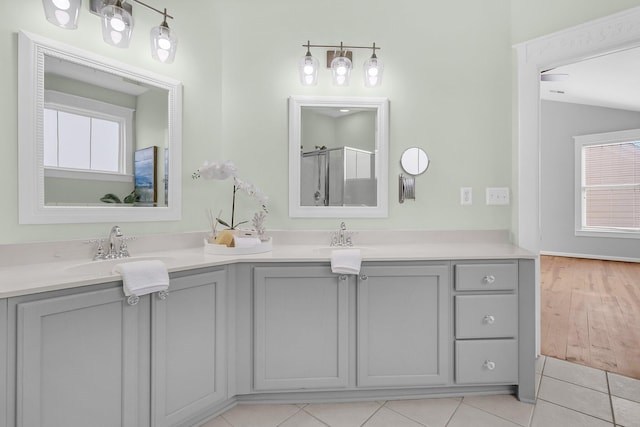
[{"x1": 0, "y1": 229, "x2": 536, "y2": 427}]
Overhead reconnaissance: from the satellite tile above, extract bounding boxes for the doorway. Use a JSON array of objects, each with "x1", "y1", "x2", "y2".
[{"x1": 515, "y1": 7, "x2": 640, "y2": 368}]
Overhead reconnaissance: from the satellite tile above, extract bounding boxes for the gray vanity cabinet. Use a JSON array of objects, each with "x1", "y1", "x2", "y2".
[
  {"x1": 454, "y1": 262, "x2": 519, "y2": 385},
  {"x1": 0, "y1": 299, "x2": 8, "y2": 427},
  {"x1": 15, "y1": 286, "x2": 148, "y2": 427},
  {"x1": 151, "y1": 269, "x2": 227, "y2": 427},
  {"x1": 253, "y1": 266, "x2": 350, "y2": 391},
  {"x1": 357, "y1": 265, "x2": 450, "y2": 387},
  {"x1": 8, "y1": 268, "x2": 227, "y2": 427}
]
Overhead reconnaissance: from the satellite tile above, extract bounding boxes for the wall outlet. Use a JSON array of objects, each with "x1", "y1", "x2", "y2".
[
  {"x1": 486, "y1": 187, "x2": 510, "y2": 205},
  {"x1": 460, "y1": 187, "x2": 472, "y2": 205}
]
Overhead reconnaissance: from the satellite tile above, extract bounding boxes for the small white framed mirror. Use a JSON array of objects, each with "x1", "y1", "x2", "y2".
[
  {"x1": 400, "y1": 147, "x2": 429, "y2": 175},
  {"x1": 289, "y1": 96, "x2": 389, "y2": 218}
]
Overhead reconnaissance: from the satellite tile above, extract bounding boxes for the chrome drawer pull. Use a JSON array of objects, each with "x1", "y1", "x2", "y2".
[
  {"x1": 360, "y1": 274, "x2": 368, "y2": 281},
  {"x1": 482, "y1": 275, "x2": 496, "y2": 284},
  {"x1": 338, "y1": 275, "x2": 348, "y2": 281},
  {"x1": 483, "y1": 360, "x2": 496, "y2": 371},
  {"x1": 483, "y1": 315, "x2": 496, "y2": 325}
]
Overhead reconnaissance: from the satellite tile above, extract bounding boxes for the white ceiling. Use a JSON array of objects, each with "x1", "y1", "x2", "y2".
[{"x1": 540, "y1": 47, "x2": 640, "y2": 112}]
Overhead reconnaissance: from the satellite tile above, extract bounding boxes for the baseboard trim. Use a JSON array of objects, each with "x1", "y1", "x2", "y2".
[{"x1": 540, "y1": 251, "x2": 640, "y2": 263}]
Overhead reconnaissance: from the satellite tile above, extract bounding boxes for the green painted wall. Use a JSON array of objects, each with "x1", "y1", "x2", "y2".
[{"x1": 3, "y1": 0, "x2": 640, "y2": 243}]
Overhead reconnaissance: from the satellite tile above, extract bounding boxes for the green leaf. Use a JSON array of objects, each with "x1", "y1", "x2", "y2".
[{"x1": 216, "y1": 217, "x2": 230, "y2": 228}]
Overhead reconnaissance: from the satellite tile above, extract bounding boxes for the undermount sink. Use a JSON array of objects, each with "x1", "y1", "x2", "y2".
[
  {"x1": 64, "y1": 256, "x2": 176, "y2": 276},
  {"x1": 312, "y1": 246, "x2": 377, "y2": 255}
]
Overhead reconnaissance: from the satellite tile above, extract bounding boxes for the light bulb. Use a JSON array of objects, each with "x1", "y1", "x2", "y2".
[
  {"x1": 156, "y1": 49, "x2": 170, "y2": 62},
  {"x1": 110, "y1": 14, "x2": 125, "y2": 31},
  {"x1": 303, "y1": 63, "x2": 314, "y2": 75},
  {"x1": 54, "y1": 10, "x2": 71, "y2": 25},
  {"x1": 110, "y1": 31, "x2": 123, "y2": 44},
  {"x1": 157, "y1": 37, "x2": 172, "y2": 50},
  {"x1": 52, "y1": 0, "x2": 70, "y2": 9}
]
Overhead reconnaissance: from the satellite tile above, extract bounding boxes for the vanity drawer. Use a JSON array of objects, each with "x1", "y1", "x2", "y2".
[
  {"x1": 455, "y1": 295, "x2": 518, "y2": 339},
  {"x1": 455, "y1": 339, "x2": 518, "y2": 384},
  {"x1": 455, "y1": 263, "x2": 517, "y2": 291}
]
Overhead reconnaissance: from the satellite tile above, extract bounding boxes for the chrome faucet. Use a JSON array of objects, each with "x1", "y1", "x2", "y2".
[
  {"x1": 330, "y1": 222, "x2": 353, "y2": 247},
  {"x1": 91, "y1": 226, "x2": 132, "y2": 260},
  {"x1": 106, "y1": 225, "x2": 123, "y2": 259}
]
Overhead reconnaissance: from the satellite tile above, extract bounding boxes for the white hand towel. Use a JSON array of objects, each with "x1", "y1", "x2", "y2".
[
  {"x1": 234, "y1": 236, "x2": 262, "y2": 248},
  {"x1": 331, "y1": 248, "x2": 362, "y2": 275},
  {"x1": 113, "y1": 260, "x2": 170, "y2": 297}
]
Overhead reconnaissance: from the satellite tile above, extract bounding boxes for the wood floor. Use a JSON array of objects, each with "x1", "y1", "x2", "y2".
[{"x1": 540, "y1": 255, "x2": 640, "y2": 379}]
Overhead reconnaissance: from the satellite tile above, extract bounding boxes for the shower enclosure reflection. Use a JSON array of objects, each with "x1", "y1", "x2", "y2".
[
  {"x1": 299, "y1": 107, "x2": 376, "y2": 207},
  {"x1": 301, "y1": 146, "x2": 375, "y2": 206},
  {"x1": 289, "y1": 96, "x2": 389, "y2": 218}
]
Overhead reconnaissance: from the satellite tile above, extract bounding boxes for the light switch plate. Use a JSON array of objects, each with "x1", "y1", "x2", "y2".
[{"x1": 486, "y1": 187, "x2": 510, "y2": 205}]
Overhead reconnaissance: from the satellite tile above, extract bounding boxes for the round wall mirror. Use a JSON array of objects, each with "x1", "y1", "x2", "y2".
[{"x1": 400, "y1": 147, "x2": 429, "y2": 175}]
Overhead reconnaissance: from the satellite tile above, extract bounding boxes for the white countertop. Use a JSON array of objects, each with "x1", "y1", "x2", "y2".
[{"x1": 0, "y1": 229, "x2": 536, "y2": 298}]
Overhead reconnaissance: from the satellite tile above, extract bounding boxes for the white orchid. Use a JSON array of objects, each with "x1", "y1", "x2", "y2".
[
  {"x1": 193, "y1": 160, "x2": 268, "y2": 230},
  {"x1": 194, "y1": 160, "x2": 237, "y2": 180}
]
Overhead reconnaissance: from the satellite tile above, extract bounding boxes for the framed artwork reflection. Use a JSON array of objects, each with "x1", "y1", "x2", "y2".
[{"x1": 134, "y1": 146, "x2": 158, "y2": 205}]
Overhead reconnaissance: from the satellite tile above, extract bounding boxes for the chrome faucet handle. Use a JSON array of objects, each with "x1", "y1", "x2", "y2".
[
  {"x1": 118, "y1": 236, "x2": 135, "y2": 258},
  {"x1": 90, "y1": 239, "x2": 106, "y2": 260}
]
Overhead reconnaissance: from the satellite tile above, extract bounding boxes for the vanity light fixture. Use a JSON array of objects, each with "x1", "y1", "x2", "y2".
[
  {"x1": 149, "y1": 8, "x2": 177, "y2": 63},
  {"x1": 99, "y1": 0, "x2": 134, "y2": 48},
  {"x1": 363, "y1": 43, "x2": 383, "y2": 87},
  {"x1": 300, "y1": 41, "x2": 383, "y2": 87},
  {"x1": 330, "y1": 42, "x2": 352, "y2": 86},
  {"x1": 299, "y1": 41, "x2": 319, "y2": 86},
  {"x1": 41, "y1": 0, "x2": 178, "y2": 64}
]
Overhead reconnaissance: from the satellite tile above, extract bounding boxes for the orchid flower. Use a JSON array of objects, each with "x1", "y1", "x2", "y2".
[{"x1": 193, "y1": 160, "x2": 268, "y2": 230}]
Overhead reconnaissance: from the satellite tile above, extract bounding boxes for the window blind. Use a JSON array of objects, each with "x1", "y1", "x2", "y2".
[{"x1": 583, "y1": 142, "x2": 640, "y2": 230}]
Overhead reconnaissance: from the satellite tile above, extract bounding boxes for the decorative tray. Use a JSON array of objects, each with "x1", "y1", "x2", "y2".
[{"x1": 203, "y1": 237, "x2": 273, "y2": 255}]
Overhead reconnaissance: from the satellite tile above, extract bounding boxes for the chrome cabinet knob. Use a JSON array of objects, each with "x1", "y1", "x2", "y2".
[
  {"x1": 483, "y1": 360, "x2": 496, "y2": 371},
  {"x1": 482, "y1": 275, "x2": 496, "y2": 284},
  {"x1": 360, "y1": 274, "x2": 368, "y2": 281},
  {"x1": 483, "y1": 315, "x2": 496, "y2": 325}
]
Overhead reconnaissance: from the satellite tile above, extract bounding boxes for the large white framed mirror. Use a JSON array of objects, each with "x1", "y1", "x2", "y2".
[
  {"x1": 289, "y1": 96, "x2": 389, "y2": 218},
  {"x1": 18, "y1": 30, "x2": 182, "y2": 224}
]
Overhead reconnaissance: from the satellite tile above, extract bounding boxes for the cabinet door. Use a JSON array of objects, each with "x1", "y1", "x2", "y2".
[
  {"x1": 357, "y1": 265, "x2": 450, "y2": 387},
  {"x1": 152, "y1": 269, "x2": 227, "y2": 427},
  {"x1": 16, "y1": 287, "x2": 142, "y2": 427},
  {"x1": 254, "y1": 266, "x2": 349, "y2": 390}
]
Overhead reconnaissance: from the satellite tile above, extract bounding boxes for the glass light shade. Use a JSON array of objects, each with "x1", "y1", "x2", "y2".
[
  {"x1": 100, "y1": 3, "x2": 134, "y2": 48},
  {"x1": 42, "y1": 0, "x2": 81, "y2": 29},
  {"x1": 298, "y1": 53, "x2": 319, "y2": 86},
  {"x1": 330, "y1": 55, "x2": 352, "y2": 86},
  {"x1": 150, "y1": 25, "x2": 178, "y2": 63},
  {"x1": 363, "y1": 55, "x2": 384, "y2": 87}
]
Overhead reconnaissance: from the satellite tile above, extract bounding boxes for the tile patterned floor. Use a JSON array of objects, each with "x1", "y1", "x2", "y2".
[{"x1": 201, "y1": 356, "x2": 640, "y2": 427}]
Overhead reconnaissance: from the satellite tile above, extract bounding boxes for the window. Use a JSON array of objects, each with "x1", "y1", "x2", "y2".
[
  {"x1": 43, "y1": 90, "x2": 134, "y2": 182},
  {"x1": 575, "y1": 130, "x2": 640, "y2": 238}
]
